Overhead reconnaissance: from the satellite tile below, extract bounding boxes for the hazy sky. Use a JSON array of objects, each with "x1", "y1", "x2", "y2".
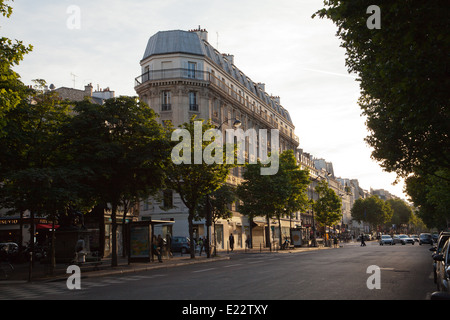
[{"x1": 1, "y1": 0, "x2": 406, "y2": 198}]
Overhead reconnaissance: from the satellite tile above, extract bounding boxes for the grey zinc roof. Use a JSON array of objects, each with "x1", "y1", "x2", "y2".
[
  {"x1": 142, "y1": 30, "x2": 293, "y2": 124},
  {"x1": 143, "y1": 30, "x2": 206, "y2": 59}
]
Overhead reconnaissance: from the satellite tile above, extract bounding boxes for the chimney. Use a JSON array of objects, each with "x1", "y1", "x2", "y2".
[
  {"x1": 222, "y1": 54, "x2": 234, "y2": 65},
  {"x1": 84, "y1": 83, "x2": 93, "y2": 96},
  {"x1": 189, "y1": 26, "x2": 208, "y2": 42},
  {"x1": 270, "y1": 95, "x2": 280, "y2": 104}
]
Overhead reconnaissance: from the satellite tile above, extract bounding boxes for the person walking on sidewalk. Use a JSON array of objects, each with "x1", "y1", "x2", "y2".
[
  {"x1": 229, "y1": 234, "x2": 235, "y2": 252},
  {"x1": 360, "y1": 234, "x2": 366, "y2": 247},
  {"x1": 166, "y1": 234, "x2": 173, "y2": 258},
  {"x1": 157, "y1": 235, "x2": 164, "y2": 262},
  {"x1": 198, "y1": 237, "x2": 204, "y2": 256}
]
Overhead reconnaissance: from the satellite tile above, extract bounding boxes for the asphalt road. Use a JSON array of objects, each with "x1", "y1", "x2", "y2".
[{"x1": 0, "y1": 241, "x2": 437, "y2": 301}]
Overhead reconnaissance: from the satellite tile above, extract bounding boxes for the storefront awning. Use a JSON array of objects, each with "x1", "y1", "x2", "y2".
[{"x1": 36, "y1": 224, "x2": 60, "y2": 230}]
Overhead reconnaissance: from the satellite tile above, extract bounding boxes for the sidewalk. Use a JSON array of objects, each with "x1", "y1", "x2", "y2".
[{"x1": 0, "y1": 244, "x2": 339, "y2": 284}]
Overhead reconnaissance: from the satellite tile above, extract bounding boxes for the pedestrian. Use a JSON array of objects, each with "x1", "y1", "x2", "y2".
[
  {"x1": 198, "y1": 237, "x2": 204, "y2": 256},
  {"x1": 229, "y1": 234, "x2": 234, "y2": 252},
  {"x1": 333, "y1": 236, "x2": 338, "y2": 248},
  {"x1": 166, "y1": 234, "x2": 173, "y2": 258},
  {"x1": 360, "y1": 234, "x2": 366, "y2": 247},
  {"x1": 157, "y1": 235, "x2": 164, "y2": 262}
]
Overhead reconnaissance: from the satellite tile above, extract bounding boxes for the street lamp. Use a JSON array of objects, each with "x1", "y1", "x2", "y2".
[
  {"x1": 206, "y1": 118, "x2": 241, "y2": 257},
  {"x1": 216, "y1": 118, "x2": 241, "y2": 130}
]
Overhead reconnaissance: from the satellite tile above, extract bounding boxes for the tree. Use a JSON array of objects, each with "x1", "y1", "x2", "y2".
[
  {"x1": 0, "y1": 0, "x2": 33, "y2": 135},
  {"x1": 313, "y1": 180, "x2": 342, "y2": 239},
  {"x1": 237, "y1": 150, "x2": 309, "y2": 248},
  {"x1": 351, "y1": 196, "x2": 393, "y2": 232},
  {"x1": 387, "y1": 198, "x2": 413, "y2": 232},
  {"x1": 197, "y1": 184, "x2": 236, "y2": 256},
  {"x1": 165, "y1": 117, "x2": 234, "y2": 258},
  {"x1": 0, "y1": 80, "x2": 74, "y2": 277},
  {"x1": 313, "y1": 1, "x2": 449, "y2": 180},
  {"x1": 405, "y1": 170, "x2": 450, "y2": 230},
  {"x1": 273, "y1": 150, "x2": 310, "y2": 245},
  {"x1": 65, "y1": 96, "x2": 171, "y2": 267}
]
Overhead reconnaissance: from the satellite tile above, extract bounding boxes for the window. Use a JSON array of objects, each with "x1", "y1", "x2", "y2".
[
  {"x1": 188, "y1": 62, "x2": 196, "y2": 78},
  {"x1": 189, "y1": 91, "x2": 198, "y2": 111},
  {"x1": 161, "y1": 91, "x2": 171, "y2": 111}
]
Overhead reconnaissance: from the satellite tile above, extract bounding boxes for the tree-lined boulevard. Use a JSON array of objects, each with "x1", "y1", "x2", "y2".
[{"x1": 0, "y1": 241, "x2": 437, "y2": 301}]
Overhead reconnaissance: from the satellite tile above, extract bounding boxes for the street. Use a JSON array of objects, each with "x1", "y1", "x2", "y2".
[{"x1": 0, "y1": 241, "x2": 437, "y2": 301}]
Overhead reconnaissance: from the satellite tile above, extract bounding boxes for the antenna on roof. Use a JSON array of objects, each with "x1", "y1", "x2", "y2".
[
  {"x1": 216, "y1": 32, "x2": 219, "y2": 50},
  {"x1": 70, "y1": 72, "x2": 78, "y2": 88}
]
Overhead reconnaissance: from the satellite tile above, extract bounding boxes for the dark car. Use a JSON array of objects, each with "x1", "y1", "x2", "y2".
[
  {"x1": 419, "y1": 233, "x2": 433, "y2": 245},
  {"x1": 432, "y1": 233, "x2": 439, "y2": 243},
  {"x1": 433, "y1": 238, "x2": 450, "y2": 293},
  {"x1": 430, "y1": 232, "x2": 450, "y2": 284},
  {"x1": 171, "y1": 236, "x2": 191, "y2": 254}
]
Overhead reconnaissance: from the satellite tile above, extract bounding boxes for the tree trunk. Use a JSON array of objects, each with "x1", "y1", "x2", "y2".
[
  {"x1": 265, "y1": 215, "x2": 271, "y2": 249},
  {"x1": 188, "y1": 207, "x2": 195, "y2": 259},
  {"x1": 278, "y1": 216, "x2": 283, "y2": 249},
  {"x1": 111, "y1": 203, "x2": 118, "y2": 267}
]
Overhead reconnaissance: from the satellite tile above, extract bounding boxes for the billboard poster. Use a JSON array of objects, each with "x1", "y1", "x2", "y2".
[{"x1": 129, "y1": 221, "x2": 151, "y2": 262}]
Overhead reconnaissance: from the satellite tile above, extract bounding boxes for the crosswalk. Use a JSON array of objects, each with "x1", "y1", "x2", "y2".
[{"x1": 0, "y1": 274, "x2": 162, "y2": 300}]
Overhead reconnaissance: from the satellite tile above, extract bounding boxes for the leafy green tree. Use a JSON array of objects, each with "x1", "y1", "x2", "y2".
[
  {"x1": 197, "y1": 184, "x2": 237, "y2": 256},
  {"x1": 313, "y1": 180, "x2": 342, "y2": 238},
  {"x1": 165, "y1": 117, "x2": 234, "y2": 258},
  {"x1": 0, "y1": 0, "x2": 33, "y2": 135},
  {"x1": 387, "y1": 198, "x2": 413, "y2": 232},
  {"x1": 405, "y1": 170, "x2": 450, "y2": 230},
  {"x1": 273, "y1": 150, "x2": 310, "y2": 245},
  {"x1": 313, "y1": 1, "x2": 449, "y2": 180},
  {"x1": 238, "y1": 150, "x2": 309, "y2": 247},
  {"x1": 65, "y1": 96, "x2": 171, "y2": 266},
  {"x1": 351, "y1": 196, "x2": 393, "y2": 231},
  {"x1": 0, "y1": 80, "x2": 73, "y2": 276}
]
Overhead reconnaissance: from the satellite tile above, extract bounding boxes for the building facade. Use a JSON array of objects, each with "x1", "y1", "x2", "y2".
[{"x1": 135, "y1": 28, "x2": 300, "y2": 250}]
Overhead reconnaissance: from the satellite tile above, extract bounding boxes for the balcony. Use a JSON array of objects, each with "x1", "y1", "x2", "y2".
[
  {"x1": 135, "y1": 68, "x2": 209, "y2": 87},
  {"x1": 135, "y1": 68, "x2": 299, "y2": 144}
]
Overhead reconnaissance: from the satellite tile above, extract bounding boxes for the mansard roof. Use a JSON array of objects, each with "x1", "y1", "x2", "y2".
[{"x1": 142, "y1": 30, "x2": 293, "y2": 124}]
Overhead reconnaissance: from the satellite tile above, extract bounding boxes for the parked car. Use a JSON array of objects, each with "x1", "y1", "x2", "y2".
[
  {"x1": 419, "y1": 233, "x2": 433, "y2": 245},
  {"x1": 433, "y1": 238, "x2": 450, "y2": 292},
  {"x1": 432, "y1": 233, "x2": 439, "y2": 243},
  {"x1": 0, "y1": 242, "x2": 19, "y2": 261},
  {"x1": 430, "y1": 232, "x2": 450, "y2": 284},
  {"x1": 410, "y1": 235, "x2": 419, "y2": 243},
  {"x1": 379, "y1": 235, "x2": 394, "y2": 245},
  {"x1": 171, "y1": 236, "x2": 191, "y2": 254}
]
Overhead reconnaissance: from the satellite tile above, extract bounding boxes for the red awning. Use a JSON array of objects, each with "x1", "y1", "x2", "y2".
[{"x1": 36, "y1": 224, "x2": 60, "y2": 230}]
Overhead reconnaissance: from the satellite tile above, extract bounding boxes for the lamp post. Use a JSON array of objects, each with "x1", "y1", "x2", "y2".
[{"x1": 206, "y1": 118, "x2": 241, "y2": 257}]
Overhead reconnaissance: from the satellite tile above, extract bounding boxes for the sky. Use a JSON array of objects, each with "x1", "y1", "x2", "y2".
[{"x1": 1, "y1": 0, "x2": 406, "y2": 199}]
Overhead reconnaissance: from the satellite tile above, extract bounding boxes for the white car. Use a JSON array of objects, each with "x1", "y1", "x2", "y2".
[
  {"x1": 398, "y1": 234, "x2": 414, "y2": 245},
  {"x1": 379, "y1": 235, "x2": 394, "y2": 245}
]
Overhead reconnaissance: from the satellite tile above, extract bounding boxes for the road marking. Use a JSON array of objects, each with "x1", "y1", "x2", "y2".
[
  {"x1": 248, "y1": 260, "x2": 264, "y2": 264},
  {"x1": 224, "y1": 264, "x2": 242, "y2": 268},
  {"x1": 192, "y1": 268, "x2": 216, "y2": 273}
]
